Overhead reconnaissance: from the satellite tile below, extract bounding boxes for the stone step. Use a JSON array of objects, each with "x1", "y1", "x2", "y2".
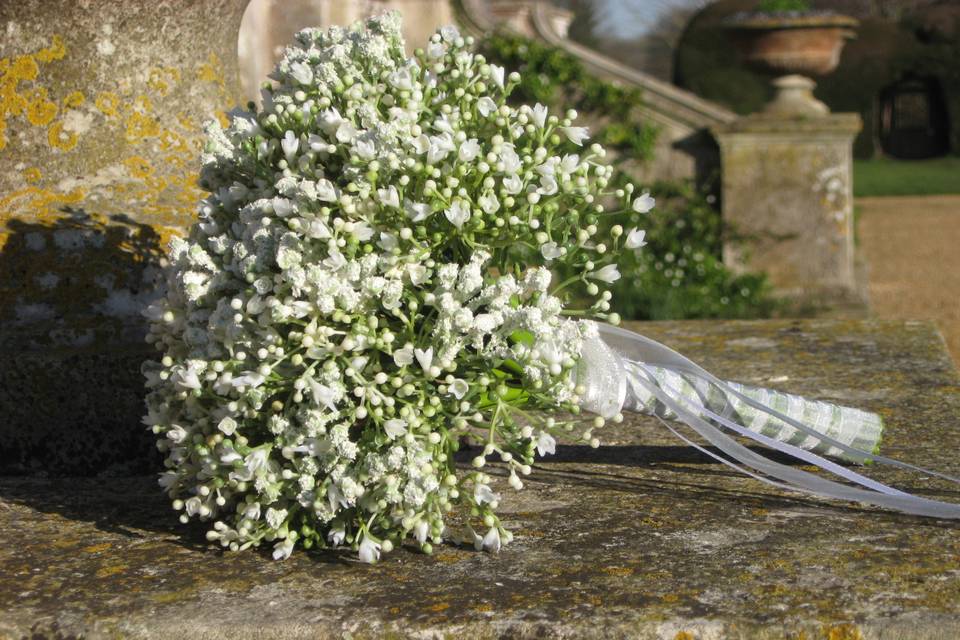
[{"x1": 3, "y1": 319, "x2": 959, "y2": 639}]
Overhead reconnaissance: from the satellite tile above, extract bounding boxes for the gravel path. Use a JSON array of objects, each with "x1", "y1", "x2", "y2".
[{"x1": 857, "y1": 195, "x2": 960, "y2": 363}]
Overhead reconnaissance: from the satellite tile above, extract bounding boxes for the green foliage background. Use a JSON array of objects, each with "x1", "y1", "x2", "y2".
[{"x1": 478, "y1": 33, "x2": 775, "y2": 321}]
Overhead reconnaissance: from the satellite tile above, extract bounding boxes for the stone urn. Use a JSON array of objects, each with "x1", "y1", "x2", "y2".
[
  {"x1": 724, "y1": 13, "x2": 858, "y2": 116},
  {"x1": 0, "y1": 0, "x2": 248, "y2": 474}
]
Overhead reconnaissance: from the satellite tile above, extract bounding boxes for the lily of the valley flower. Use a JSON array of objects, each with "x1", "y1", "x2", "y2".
[
  {"x1": 632, "y1": 192, "x2": 656, "y2": 213},
  {"x1": 272, "y1": 537, "x2": 295, "y2": 560},
  {"x1": 405, "y1": 200, "x2": 432, "y2": 222},
  {"x1": 625, "y1": 228, "x2": 647, "y2": 250},
  {"x1": 482, "y1": 526, "x2": 501, "y2": 553},
  {"x1": 540, "y1": 241, "x2": 563, "y2": 261},
  {"x1": 377, "y1": 185, "x2": 400, "y2": 208},
  {"x1": 449, "y1": 378, "x2": 469, "y2": 399},
  {"x1": 414, "y1": 346, "x2": 433, "y2": 371},
  {"x1": 561, "y1": 126, "x2": 589, "y2": 146},
  {"x1": 458, "y1": 139, "x2": 481, "y2": 162},
  {"x1": 281, "y1": 130, "x2": 299, "y2": 163},
  {"x1": 358, "y1": 536, "x2": 382, "y2": 563},
  {"x1": 328, "y1": 525, "x2": 346, "y2": 546},
  {"x1": 489, "y1": 64, "x2": 505, "y2": 88},
  {"x1": 444, "y1": 199, "x2": 471, "y2": 229},
  {"x1": 393, "y1": 345, "x2": 414, "y2": 366},
  {"x1": 413, "y1": 520, "x2": 429, "y2": 545},
  {"x1": 474, "y1": 483, "x2": 500, "y2": 505},
  {"x1": 477, "y1": 96, "x2": 497, "y2": 117},
  {"x1": 589, "y1": 263, "x2": 621, "y2": 283},
  {"x1": 536, "y1": 431, "x2": 557, "y2": 457},
  {"x1": 384, "y1": 419, "x2": 407, "y2": 439},
  {"x1": 531, "y1": 103, "x2": 548, "y2": 128}
]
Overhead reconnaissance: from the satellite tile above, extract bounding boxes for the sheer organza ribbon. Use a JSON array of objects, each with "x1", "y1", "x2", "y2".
[{"x1": 576, "y1": 322, "x2": 960, "y2": 519}]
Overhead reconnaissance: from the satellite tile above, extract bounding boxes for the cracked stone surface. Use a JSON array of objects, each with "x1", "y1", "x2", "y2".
[{"x1": 3, "y1": 319, "x2": 960, "y2": 639}]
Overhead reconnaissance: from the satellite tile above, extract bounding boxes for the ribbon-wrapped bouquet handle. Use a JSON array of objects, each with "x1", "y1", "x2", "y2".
[
  {"x1": 578, "y1": 323, "x2": 960, "y2": 519},
  {"x1": 144, "y1": 14, "x2": 960, "y2": 564}
]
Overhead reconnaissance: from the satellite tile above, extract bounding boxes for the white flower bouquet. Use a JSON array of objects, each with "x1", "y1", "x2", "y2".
[{"x1": 144, "y1": 13, "x2": 960, "y2": 563}]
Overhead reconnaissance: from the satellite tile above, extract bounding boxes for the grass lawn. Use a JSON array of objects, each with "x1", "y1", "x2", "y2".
[{"x1": 854, "y1": 156, "x2": 960, "y2": 197}]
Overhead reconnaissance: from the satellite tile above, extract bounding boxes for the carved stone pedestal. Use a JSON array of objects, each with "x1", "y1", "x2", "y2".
[{"x1": 714, "y1": 113, "x2": 863, "y2": 306}]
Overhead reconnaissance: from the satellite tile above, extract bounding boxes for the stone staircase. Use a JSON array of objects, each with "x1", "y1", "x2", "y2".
[{"x1": 456, "y1": 0, "x2": 736, "y2": 184}]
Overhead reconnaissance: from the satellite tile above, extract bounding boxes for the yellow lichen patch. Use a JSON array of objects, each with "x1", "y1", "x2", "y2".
[
  {"x1": 125, "y1": 111, "x2": 161, "y2": 143},
  {"x1": 82, "y1": 542, "x2": 112, "y2": 553},
  {"x1": 62, "y1": 90, "x2": 85, "y2": 109},
  {"x1": 159, "y1": 129, "x2": 192, "y2": 158},
  {"x1": 196, "y1": 52, "x2": 225, "y2": 86},
  {"x1": 600, "y1": 566, "x2": 634, "y2": 577},
  {"x1": 0, "y1": 35, "x2": 68, "y2": 150},
  {"x1": 26, "y1": 87, "x2": 58, "y2": 126},
  {"x1": 95, "y1": 564, "x2": 128, "y2": 579},
  {"x1": 47, "y1": 120, "x2": 78, "y2": 151},
  {"x1": 132, "y1": 94, "x2": 153, "y2": 114},
  {"x1": 22, "y1": 167, "x2": 42, "y2": 183},
  {"x1": 147, "y1": 66, "x2": 181, "y2": 96},
  {"x1": 9, "y1": 56, "x2": 39, "y2": 82},
  {"x1": 124, "y1": 156, "x2": 155, "y2": 180},
  {"x1": 674, "y1": 632, "x2": 695, "y2": 640},
  {"x1": 34, "y1": 35, "x2": 66, "y2": 63},
  {"x1": 1, "y1": 87, "x2": 27, "y2": 117},
  {"x1": 95, "y1": 91, "x2": 121, "y2": 118},
  {"x1": 824, "y1": 624, "x2": 863, "y2": 640},
  {"x1": 0, "y1": 186, "x2": 87, "y2": 224}
]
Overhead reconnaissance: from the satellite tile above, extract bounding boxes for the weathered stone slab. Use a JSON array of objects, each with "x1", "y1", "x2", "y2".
[{"x1": 2, "y1": 319, "x2": 960, "y2": 639}]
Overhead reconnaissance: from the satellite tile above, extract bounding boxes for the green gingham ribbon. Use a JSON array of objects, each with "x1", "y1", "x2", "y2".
[
  {"x1": 575, "y1": 322, "x2": 960, "y2": 519},
  {"x1": 629, "y1": 365, "x2": 883, "y2": 462}
]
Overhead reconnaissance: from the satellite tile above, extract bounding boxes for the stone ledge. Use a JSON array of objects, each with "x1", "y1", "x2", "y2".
[
  {"x1": 3, "y1": 319, "x2": 960, "y2": 639},
  {"x1": 714, "y1": 112, "x2": 863, "y2": 137}
]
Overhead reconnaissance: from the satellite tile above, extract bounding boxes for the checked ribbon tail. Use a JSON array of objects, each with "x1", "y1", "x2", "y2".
[{"x1": 576, "y1": 322, "x2": 960, "y2": 519}]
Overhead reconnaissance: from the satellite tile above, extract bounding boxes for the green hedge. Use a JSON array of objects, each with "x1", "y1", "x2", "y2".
[{"x1": 478, "y1": 33, "x2": 659, "y2": 162}]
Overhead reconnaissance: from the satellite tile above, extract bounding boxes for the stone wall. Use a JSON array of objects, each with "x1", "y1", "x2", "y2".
[{"x1": 0, "y1": 0, "x2": 248, "y2": 473}]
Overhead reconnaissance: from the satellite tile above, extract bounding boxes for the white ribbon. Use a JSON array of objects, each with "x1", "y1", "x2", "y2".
[{"x1": 577, "y1": 322, "x2": 960, "y2": 519}]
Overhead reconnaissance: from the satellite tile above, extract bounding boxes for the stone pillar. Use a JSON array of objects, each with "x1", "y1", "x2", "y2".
[
  {"x1": 0, "y1": 0, "x2": 247, "y2": 474},
  {"x1": 714, "y1": 113, "x2": 862, "y2": 304}
]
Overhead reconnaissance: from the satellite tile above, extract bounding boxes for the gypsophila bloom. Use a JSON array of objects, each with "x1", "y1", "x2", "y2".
[{"x1": 144, "y1": 13, "x2": 653, "y2": 563}]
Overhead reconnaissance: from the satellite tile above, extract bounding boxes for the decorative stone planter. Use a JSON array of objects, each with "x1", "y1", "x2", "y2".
[
  {"x1": 0, "y1": 0, "x2": 248, "y2": 474},
  {"x1": 724, "y1": 13, "x2": 858, "y2": 116}
]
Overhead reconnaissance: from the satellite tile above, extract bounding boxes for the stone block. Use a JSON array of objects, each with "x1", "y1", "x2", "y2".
[
  {"x1": 3, "y1": 319, "x2": 959, "y2": 638},
  {"x1": 0, "y1": 0, "x2": 247, "y2": 473},
  {"x1": 714, "y1": 114, "x2": 863, "y2": 305}
]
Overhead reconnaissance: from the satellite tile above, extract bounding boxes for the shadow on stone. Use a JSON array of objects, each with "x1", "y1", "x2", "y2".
[
  {"x1": 529, "y1": 443, "x2": 960, "y2": 528},
  {"x1": 0, "y1": 475, "x2": 352, "y2": 564},
  {"x1": 0, "y1": 208, "x2": 165, "y2": 475}
]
